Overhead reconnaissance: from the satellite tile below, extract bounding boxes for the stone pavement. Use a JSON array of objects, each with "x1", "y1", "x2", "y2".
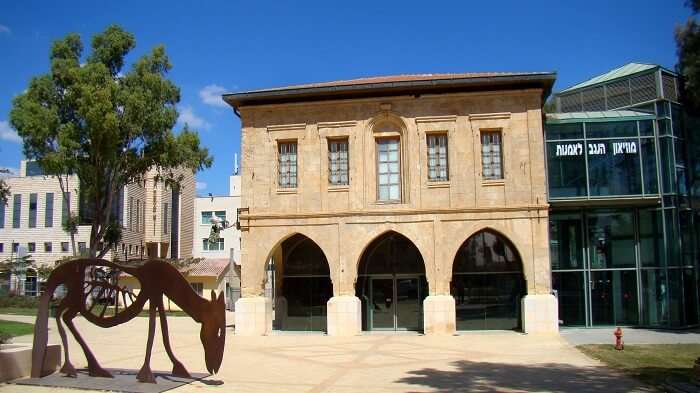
[
  {"x1": 561, "y1": 327, "x2": 700, "y2": 346},
  {"x1": 0, "y1": 313, "x2": 652, "y2": 392}
]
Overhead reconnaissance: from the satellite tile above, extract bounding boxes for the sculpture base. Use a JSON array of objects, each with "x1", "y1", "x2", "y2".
[{"x1": 13, "y1": 368, "x2": 210, "y2": 393}]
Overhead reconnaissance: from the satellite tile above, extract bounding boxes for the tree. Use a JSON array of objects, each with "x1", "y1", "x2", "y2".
[
  {"x1": 676, "y1": 0, "x2": 700, "y2": 114},
  {"x1": 0, "y1": 168, "x2": 10, "y2": 205},
  {"x1": 10, "y1": 25, "x2": 212, "y2": 259}
]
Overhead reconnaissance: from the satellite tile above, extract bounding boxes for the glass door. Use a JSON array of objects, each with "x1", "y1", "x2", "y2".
[
  {"x1": 370, "y1": 276, "x2": 425, "y2": 330},
  {"x1": 370, "y1": 278, "x2": 394, "y2": 329}
]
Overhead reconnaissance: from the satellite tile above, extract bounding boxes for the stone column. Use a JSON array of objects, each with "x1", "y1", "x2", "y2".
[
  {"x1": 326, "y1": 295, "x2": 361, "y2": 336},
  {"x1": 423, "y1": 295, "x2": 456, "y2": 335},
  {"x1": 521, "y1": 294, "x2": 558, "y2": 334},
  {"x1": 234, "y1": 296, "x2": 272, "y2": 336}
]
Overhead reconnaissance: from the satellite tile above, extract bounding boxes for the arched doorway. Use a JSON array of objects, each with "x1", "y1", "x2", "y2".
[
  {"x1": 272, "y1": 234, "x2": 332, "y2": 332},
  {"x1": 452, "y1": 229, "x2": 525, "y2": 330},
  {"x1": 356, "y1": 231, "x2": 427, "y2": 331}
]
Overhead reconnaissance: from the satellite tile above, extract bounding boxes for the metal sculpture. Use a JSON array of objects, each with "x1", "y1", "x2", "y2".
[{"x1": 31, "y1": 258, "x2": 226, "y2": 383}]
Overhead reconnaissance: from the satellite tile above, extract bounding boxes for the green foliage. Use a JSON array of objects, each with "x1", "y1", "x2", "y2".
[
  {"x1": 9, "y1": 24, "x2": 213, "y2": 258},
  {"x1": 0, "y1": 295, "x2": 41, "y2": 309},
  {"x1": 61, "y1": 212, "x2": 79, "y2": 235},
  {"x1": 676, "y1": 1, "x2": 700, "y2": 114},
  {"x1": 0, "y1": 168, "x2": 10, "y2": 206}
]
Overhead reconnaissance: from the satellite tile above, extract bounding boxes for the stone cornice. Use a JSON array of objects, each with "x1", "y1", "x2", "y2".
[
  {"x1": 239, "y1": 204, "x2": 549, "y2": 221},
  {"x1": 267, "y1": 123, "x2": 307, "y2": 132},
  {"x1": 469, "y1": 112, "x2": 511, "y2": 121},
  {"x1": 414, "y1": 115, "x2": 458, "y2": 124},
  {"x1": 317, "y1": 120, "x2": 358, "y2": 128}
]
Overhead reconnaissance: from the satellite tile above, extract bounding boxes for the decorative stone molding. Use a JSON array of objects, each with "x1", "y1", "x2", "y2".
[
  {"x1": 415, "y1": 115, "x2": 458, "y2": 124},
  {"x1": 267, "y1": 123, "x2": 307, "y2": 132},
  {"x1": 317, "y1": 121, "x2": 357, "y2": 129},
  {"x1": 469, "y1": 112, "x2": 511, "y2": 121}
]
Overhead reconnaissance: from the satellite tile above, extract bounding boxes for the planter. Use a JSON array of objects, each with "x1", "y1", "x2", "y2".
[{"x1": 0, "y1": 343, "x2": 61, "y2": 382}]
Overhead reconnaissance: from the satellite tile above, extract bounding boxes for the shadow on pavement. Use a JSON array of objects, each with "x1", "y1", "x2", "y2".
[{"x1": 396, "y1": 360, "x2": 654, "y2": 393}]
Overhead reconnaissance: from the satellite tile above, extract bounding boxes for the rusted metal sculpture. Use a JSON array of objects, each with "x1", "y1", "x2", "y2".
[{"x1": 31, "y1": 258, "x2": 226, "y2": 383}]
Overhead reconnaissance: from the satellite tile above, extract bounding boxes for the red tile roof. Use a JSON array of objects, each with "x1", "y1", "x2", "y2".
[{"x1": 185, "y1": 259, "x2": 230, "y2": 278}]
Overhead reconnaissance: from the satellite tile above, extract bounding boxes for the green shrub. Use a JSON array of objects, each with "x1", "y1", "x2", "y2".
[
  {"x1": 0, "y1": 295, "x2": 41, "y2": 308},
  {"x1": 0, "y1": 331, "x2": 12, "y2": 344}
]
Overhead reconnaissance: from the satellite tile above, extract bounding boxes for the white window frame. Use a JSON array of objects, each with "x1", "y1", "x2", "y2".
[{"x1": 376, "y1": 137, "x2": 401, "y2": 202}]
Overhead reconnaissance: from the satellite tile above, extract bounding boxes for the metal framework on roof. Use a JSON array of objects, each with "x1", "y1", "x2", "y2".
[
  {"x1": 546, "y1": 110, "x2": 656, "y2": 124},
  {"x1": 555, "y1": 63, "x2": 680, "y2": 113}
]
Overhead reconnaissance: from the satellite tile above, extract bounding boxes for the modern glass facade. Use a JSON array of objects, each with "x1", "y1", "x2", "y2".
[{"x1": 547, "y1": 64, "x2": 699, "y2": 328}]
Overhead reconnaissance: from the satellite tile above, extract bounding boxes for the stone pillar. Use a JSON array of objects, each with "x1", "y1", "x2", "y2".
[
  {"x1": 521, "y1": 294, "x2": 558, "y2": 334},
  {"x1": 423, "y1": 295, "x2": 456, "y2": 335},
  {"x1": 234, "y1": 297, "x2": 271, "y2": 336},
  {"x1": 326, "y1": 296, "x2": 361, "y2": 336}
]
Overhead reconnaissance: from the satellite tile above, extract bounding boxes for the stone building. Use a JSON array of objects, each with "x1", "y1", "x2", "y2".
[{"x1": 224, "y1": 72, "x2": 559, "y2": 336}]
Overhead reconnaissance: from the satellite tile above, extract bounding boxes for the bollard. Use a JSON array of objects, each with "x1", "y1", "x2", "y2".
[{"x1": 614, "y1": 327, "x2": 624, "y2": 350}]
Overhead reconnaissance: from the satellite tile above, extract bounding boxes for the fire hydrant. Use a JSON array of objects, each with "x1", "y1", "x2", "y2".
[{"x1": 614, "y1": 327, "x2": 624, "y2": 351}]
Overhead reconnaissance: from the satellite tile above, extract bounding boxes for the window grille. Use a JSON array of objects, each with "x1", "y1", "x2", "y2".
[
  {"x1": 377, "y1": 138, "x2": 401, "y2": 201},
  {"x1": 630, "y1": 73, "x2": 656, "y2": 104},
  {"x1": 606, "y1": 79, "x2": 630, "y2": 109},
  {"x1": 427, "y1": 134, "x2": 449, "y2": 181},
  {"x1": 481, "y1": 131, "x2": 503, "y2": 180},
  {"x1": 662, "y1": 73, "x2": 678, "y2": 102},
  {"x1": 328, "y1": 138, "x2": 349, "y2": 186},
  {"x1": 278, "y1": 142, "x2": 297, "y2": 188},
  {"x1": 582, "y1": 86, "x2": 606, "y2": 111}
]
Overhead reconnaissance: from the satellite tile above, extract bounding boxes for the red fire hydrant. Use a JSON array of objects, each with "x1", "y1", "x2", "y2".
[{"x1": 614, "y1": 327, "x2": 624, "y2": 351}]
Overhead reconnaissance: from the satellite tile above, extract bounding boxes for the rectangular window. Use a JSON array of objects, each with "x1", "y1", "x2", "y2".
[
  {"x1": 78, "y1": 242, "x2": 86, "y2": 254},
  {"x1": 28, "y1": 193, "x2": 37, "y2": 228},
  {"x1": 427, "y1": 134, "x2": 449, "y2": 182},
  {"x1": 44, "y1": 242, "x2": 52, "y2": 252},
  {"x1": 0, "y1": 198, "x2": 4, "y2": 228},
  {"x1": 12, "y1": 243, "x2": 19, "y2": 253},
  {"x1": 215, "y1": 210, "x2": 226, "y2": 222},
  {"x1": 163, "y1": 203, "x2": 169, "y2": 234},
  {"x1": 201, "y1": 211, "x2": 213, "y2": 225},
  {"x1": 481, "y1": 131, "x2": 503, "y2": 180},
  {"x1": 328, "y1": 138, "x2": 349, "y2": 186},
  {"x1": 28, "y1": 242, "x2": 35, "y2": 252},
  {"x1": 0, "y1": 243, "x2": 3, "y2": 253},
  {"x1": 129, "y1": 197, "x2": 134, "y2": 230},
  {"x1": 278, "y1": 141, "x2": 297, "y2": 188},
  {"x1": 45, "y1": 193, "x2": 54, "y2": 227},
  {"x1": 62, "y1": 192, "x2": 70, "y2": 226},
  {"x1": 136, "y1": 200, "x2": 140, "y2": 233},
  {"x1": 61, "y1": 242, "x2": 69, "y2": 252},
  {"x1": 202, "y1": 238, "x2": 225, "y2": 251},
  {"x1": 377, "y1": 138, "x2": 401, "y2": 201},
  {"x1": 12, "y1": 194, "x2": 21, "y2": 228},
  {"x1": 190, "y1": 282, "x2": 203, "y2": 297}
]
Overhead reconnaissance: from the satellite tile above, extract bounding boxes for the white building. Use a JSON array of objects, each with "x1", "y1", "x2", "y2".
[
  {"x1": 0, "y1": 160, "x2": 195, "y2": 295},
  {"x1": 193, "y1": 168, "x2": 242, "y2": 308}
]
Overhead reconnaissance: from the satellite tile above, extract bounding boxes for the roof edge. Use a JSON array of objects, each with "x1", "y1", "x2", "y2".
[{"x1": 223, "y1": 72, "x2": 557, "y2": 108}]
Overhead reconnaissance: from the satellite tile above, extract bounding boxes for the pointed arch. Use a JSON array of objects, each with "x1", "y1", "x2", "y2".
[{"x1": 451, "y1": 228, "x2": 526, "y2": 331}]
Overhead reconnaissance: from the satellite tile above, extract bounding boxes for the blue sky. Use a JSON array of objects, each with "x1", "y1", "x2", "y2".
[{"x1": 0, "y1": 0, "x2": 692, "y2": 196}]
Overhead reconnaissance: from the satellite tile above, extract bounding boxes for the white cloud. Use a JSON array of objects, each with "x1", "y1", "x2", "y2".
[
  {"x1": 196, "y1": 181, "x2": 207, "y2": 191},
  {"x1": 177, "y1": 106, "x2": 211, "y2": 130},
  {"x1": 0, "y1": 24, "x2": 10, "y2": 34},
  {"x1": 199, "y1": 84, "x2": 228, "y2": 108},
  {"x1": 0, "y1": 121, "x2": 21, "y2": 143},
  {"x1": 0, "y1": 167, "x2": 18, "y2": 177}
]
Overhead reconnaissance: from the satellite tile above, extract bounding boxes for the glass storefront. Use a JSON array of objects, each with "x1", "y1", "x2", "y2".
[
  {"x1": 550, "y1": 209, "x2": 699, "y2": 327},
  {"x1": 545, "y1": 119, "x2": 657, "y2": 199},
  {"x1": 451, "y1": 230, "x2": 525, "y2": 331}
]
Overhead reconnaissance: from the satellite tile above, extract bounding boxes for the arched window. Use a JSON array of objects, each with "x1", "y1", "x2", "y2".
[{"x1": 452, "y1": 229, "x2": 525, "y2": 330}]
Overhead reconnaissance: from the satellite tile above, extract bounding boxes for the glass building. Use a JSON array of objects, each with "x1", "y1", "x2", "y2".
[{"x1": 547, "y1": 63, "x2": 699, "y2": 328}]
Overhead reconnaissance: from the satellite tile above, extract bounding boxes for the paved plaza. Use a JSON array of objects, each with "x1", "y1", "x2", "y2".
[{"x1": 0, "y1": 313, "x2": 653, "y2": 392}]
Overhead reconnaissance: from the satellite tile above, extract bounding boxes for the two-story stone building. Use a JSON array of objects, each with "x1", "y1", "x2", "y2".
[{"x1": 224, "y1": 72, "x2": 558, "y2": 335}]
